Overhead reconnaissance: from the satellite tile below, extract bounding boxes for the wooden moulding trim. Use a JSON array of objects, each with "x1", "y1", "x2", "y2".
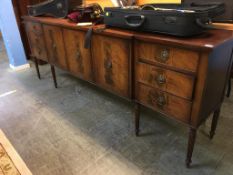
[
  {"x1": 190, "y1": 52, "x2": 209, "y2": 128},
  {"x1": 134, "y1": 35, "x2": 214, "y2": 52},
  {"x1": 137, "y1": 58, "x2": 197, "y2": 77},
  {"x1": 22, "y1": 16, "x2": 134, "y2": 39}
]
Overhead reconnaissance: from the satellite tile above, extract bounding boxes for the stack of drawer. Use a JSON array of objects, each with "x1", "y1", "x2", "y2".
[{"x1": 134, "y1": 40, "x2": 199, "y2": 124}]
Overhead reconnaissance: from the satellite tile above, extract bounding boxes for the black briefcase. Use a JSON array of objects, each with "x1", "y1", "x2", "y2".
[
  {"x1": 28, "y1": 0, "x2": 82, "y2": 18},
  {"x1": 104, "y1": 3, "x2": 225, "y2": 37}
]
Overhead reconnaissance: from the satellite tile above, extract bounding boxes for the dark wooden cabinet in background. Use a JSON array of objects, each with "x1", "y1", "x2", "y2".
[{"x1": 22, "y1": 16, "x2": 233, "y2": 168}]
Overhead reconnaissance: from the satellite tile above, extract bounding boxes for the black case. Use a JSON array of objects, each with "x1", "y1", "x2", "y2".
[
  {"x1": 28, "y1": 0, "x2": 82, "y2": 18},
  {"x1": 184, "y1": 0, "x2": 233, "y2": 22},
  {"x1": 104, "y1": 3, "x2": 225, "y2": 37}
]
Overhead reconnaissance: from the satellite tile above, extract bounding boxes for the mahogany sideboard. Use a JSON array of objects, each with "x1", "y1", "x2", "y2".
[{"x1": 22, "y1": 16, "x2": 233, "y2": 167}]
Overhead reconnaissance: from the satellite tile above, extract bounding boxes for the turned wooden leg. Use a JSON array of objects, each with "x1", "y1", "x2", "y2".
[
  {"x1": 210, "y1": 109, "x2": 221, "y2": 140},
  {"x1": 34, "y1": 58, "x2": 41, "y2": 80},
  {"x1": 186, "y1": 128, "x2": 197, "y2": 168},
  {"x1": 50, "y1": 65, "x2": 58, "y2": 88},
  {"x1": 135, "y1": 103, "x2": 141, "y2": 136},
  {"x1": 227, "y1": 78, "x2": 231, "y2": 97}
]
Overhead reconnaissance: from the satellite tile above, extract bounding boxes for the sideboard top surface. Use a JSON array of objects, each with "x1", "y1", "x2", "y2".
[{"x1": 22, "y1": 16, "x2": 233, "y2": 51}]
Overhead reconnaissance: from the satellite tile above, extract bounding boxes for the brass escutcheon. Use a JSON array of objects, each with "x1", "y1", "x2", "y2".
[{"x1": 156, "y1": 48, "x2": 170, "y2": 62}]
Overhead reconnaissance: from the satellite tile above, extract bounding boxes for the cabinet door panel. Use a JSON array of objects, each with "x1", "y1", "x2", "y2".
[
  {"x1": 43, "y1": 25, "x2": 67, "y2": 70},
  {"x1": 25, "y1": 22, "x2": 48, "y2": 61},
  {"x1": 63, "y1": 29, "x2": 93, "y2": 82},
  {"x1": 92, "y1": 35, "x2": 131, "y2": 98}
]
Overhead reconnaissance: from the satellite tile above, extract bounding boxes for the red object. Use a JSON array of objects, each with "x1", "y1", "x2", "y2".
[{"x1": 67, "y1": 3, "x2": 103, "y2": 23}]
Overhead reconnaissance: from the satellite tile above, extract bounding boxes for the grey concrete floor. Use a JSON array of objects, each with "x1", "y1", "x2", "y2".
[{"x1": 0, "y1": 37, "x2": 233, "y2": 175}]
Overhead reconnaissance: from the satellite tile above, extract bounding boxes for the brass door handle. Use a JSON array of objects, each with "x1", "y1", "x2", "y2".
[
  {"x1": 52, "y1": 44, "x2": 57, "y2": 50},
  {"x1": 105, "y1": 59, "x2": 112, "y2": 69},
  {"x1": 76, "y1": 51, "x2": 81, "y2": 60},
  {"x1": 107, "y1": 62, "x2": 112, "y2": 69}
]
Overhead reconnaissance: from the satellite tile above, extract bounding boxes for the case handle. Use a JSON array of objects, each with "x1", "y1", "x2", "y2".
[
  {"x1": 196, "y1": 18, "x2": 216, "y2": 29},
  {"x1": 124, "y1": 15, "x2": 145, "y2": 28}
]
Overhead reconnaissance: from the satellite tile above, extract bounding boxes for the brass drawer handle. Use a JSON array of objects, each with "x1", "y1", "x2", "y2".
[
  {"x1": 156, "y1": 49, "x2": 170, "y2": 62},
  {"x1": 156, "y1": 74, "x2": 166, "y2": 85},
  {"x1": 157, "y1": 95, "x2": 166, "y2": 107},
  {"x1": 148, "y1": 90, "x2": 167, "y2": 108}
]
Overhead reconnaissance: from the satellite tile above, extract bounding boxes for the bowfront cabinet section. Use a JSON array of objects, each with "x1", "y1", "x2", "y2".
[
  {"x1": 92, "y1": 34, "x2": 132, "y2": 98},
  {"x1": 43, "y1": 25, "x2": 67, "y2": 70},
  {"x1": 25, "y1": 21, "x2": 48, "y2": 61},
  {"x1": 63, "y1": 29, "x2": 93, "y2": 82}
]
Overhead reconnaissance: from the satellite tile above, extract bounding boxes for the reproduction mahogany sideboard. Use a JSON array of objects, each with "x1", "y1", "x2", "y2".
[{"x1": 22, "y1": 16, "x2": 233, "y2": 167}]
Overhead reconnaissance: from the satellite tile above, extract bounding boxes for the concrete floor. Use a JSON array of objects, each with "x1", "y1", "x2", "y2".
[{"x1": 0, "y1": 38, "x2": 233, "y2": 175}]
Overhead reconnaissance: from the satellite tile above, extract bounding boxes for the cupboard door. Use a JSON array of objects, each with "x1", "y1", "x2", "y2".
[
  {"x1": 43, "y1": 25, "x2": 67, "y2": 70},
  {"x1": 24, "y1": 22, "x2": 48, "y2": 61},
  {"x1": 63, "y1": 29, "x2": 93, "y2": 82},
  {"x1": 92, "y1": 35, "x2": 131, "y2": 98}
]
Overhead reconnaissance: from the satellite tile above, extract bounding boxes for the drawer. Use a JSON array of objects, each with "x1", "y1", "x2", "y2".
[
  {"x1": 63, "y1": 29, "x2": 93, "y2": 82},
  {"x1": 136, "y1": 83, "x2": 191, "y2": 123},
  {"x1": 43, "y1": 25, "x2": 67, "y2": 70},
  {"x1": 135, "y1": 41, "x2": 199, "y2": 73},
  {"x1": 136, "y1": 62, "x2": 195, "y2": 100}
]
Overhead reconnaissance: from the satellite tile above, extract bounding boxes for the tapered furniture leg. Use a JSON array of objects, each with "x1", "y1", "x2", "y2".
[
  {"x1": 186, "y1": 128, "x2": 197, "y2": 168},
  {"x1": 135, "y1": 103, "x2": 140, "y2": 136},
  {"x1": 34, "y1": 58, "x2": 41, "y2": 80},
  {"x1": 210, "y1": 109, "x2": 221, "y2": 140},
  {"x1": 50, "y1": 65, "x2": 58, "y2": 88},
  {"x1": 227, "y1": 78, "x2": 231, "y2": 97}
]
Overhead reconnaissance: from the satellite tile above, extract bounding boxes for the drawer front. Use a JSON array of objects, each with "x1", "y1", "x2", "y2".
[
  {"x1": 135, "y1": 41, "x2": 199, "y2": 73},
  {"x1": 63, "y1": 29, "x2": 93, "y2": 82},
  {"x1": 136, "y1": 62, "x2": 195, "y2": 100},
  {"x1": 25, "y1": 22, "x2": 48, "y2": 61},
  {"x1": 92, "y1": 35, "x2": 131, "y2": 98},
  {"x1": 136, "y1": 83, "x2": 191, "y2": 123},
  {"x1": 43, "y1": 25, "x2": 67, "y2": 70}
]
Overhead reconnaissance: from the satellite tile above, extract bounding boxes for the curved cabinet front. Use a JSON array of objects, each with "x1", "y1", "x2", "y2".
[
  {"x1": 91, "y1": 34, "x2": 132, "y2": 99},
  {"x1": 43, "y1": 25, "x2": 68, "y2": 70},
  {"x1": 63, "y1": 29, "x2": 93, "y2": 82}
]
